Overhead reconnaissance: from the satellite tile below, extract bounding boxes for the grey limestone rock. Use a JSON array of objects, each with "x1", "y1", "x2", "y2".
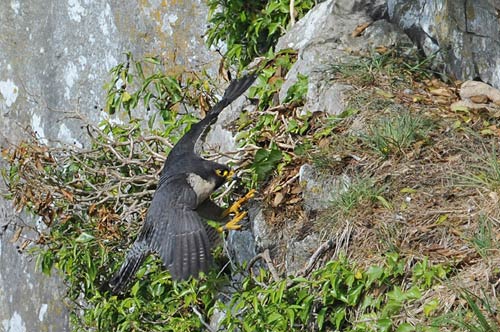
[
  {"x1": 0, "y1": 1, "x2": 218, "y2": 330},
  {"x1": 277, "y1": 0, "x2": 411, "y2": 117},
  {"x1": 304, "y1": 81, "x2": 353, "y2": 115},
  {"x1": 299, "y1": 163, "x2": 351, "y2": 212},
  {"x1": 388, "y1": 0, "x2": 500, "y2": 88},
  {"x1": 285, "y1": 233, "x2": 321, "y2": 275}
]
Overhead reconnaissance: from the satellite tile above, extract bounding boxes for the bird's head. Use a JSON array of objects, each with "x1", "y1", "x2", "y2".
[
  {"x1": 192, "y1": 160, "x2": 234, "y2": 189},
  {"x1": 186, "y1": 162, "x2": 234, "y2": 204}
]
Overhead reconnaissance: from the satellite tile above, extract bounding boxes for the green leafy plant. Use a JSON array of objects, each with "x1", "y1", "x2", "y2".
[
  {"x1": 218, "y1": 253, "x2": 449, "y2": 332},
  {"x1": 82, "y1": 268, "x2": 225, "y2": 331},
  {"x1": 206, "y1": 0, "x2": 314, "y2": 68},
  {"x1": 232, "y1": 50, "x2": 314, "y2": 187},
  {"x1": 248, "y1": 49, "x2": 299, "y2": 110},
  {"x1": 284, "y1": 73, "x2": 309, "y2": 104},
  {"x1": 251, "y1": 145, "x2": 284, "y2": 183},
  {"x1": 105, "y1": 54, "x2": 219, "y2": 146},
  {"x1": 104, "y1": 53, "x2": 183, "y2": 118},
  {"x1": 412, "y1": 257, "x2": 449, "y2": 288}
]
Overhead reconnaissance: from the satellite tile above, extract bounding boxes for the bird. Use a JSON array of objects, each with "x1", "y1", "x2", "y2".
[{"x1": 107, "y1": 74, "x2": 257, "y2": 294}]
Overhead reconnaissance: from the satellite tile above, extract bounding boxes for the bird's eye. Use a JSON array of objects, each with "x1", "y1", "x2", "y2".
[
  {"x1": 215, "y1": 169, "x2": 228, "y2": 177},
  {"x1": 215, "y1": 169, "x2": 233, "y2": 178}
]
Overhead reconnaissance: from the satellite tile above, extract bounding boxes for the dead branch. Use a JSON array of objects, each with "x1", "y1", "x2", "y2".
[
  {"x1": 299, "y1": 238, "x2": 337, "y2": 277},
  {"x1": 247, "y1": 248, "x2": 280, "y2": 282},
  {"x1": 299, "y1": 223, "x2": 352, "y2": 277}
]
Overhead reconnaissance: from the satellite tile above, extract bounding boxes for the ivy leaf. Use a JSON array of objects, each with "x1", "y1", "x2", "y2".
[
  {"x1": 251, "y1": 147, "x2": 283, "y2": 181},
  {"x1": 284, "y1": 73, "x2": 308, "y2": 104},
  {"x1": 75, "y1": 232, "x2": 95, "y2": 243},
  {"x1": 365, "y1": 265, "x2": 384, "y2": 288},
  {"x1": 377, "y1": 318, "x2": 393, "y2": 332},
  {"x1": 317, "y1": 307, "x2": 327, "y2": 330},
  {"x1": 423, "y1": 298, "x2": 439, "y2": 317}
]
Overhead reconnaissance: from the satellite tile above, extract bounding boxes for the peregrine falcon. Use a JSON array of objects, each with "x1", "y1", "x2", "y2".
[{"x1": 108, "y1": 74, "x2": 256, "y2": 293}]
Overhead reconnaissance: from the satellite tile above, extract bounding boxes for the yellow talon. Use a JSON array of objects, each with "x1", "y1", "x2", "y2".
[
  {"x1": 218, "y1": 211, "x2": 247, "y2": 232},
  {"x1": 218, "y1": 189, "x2": 255, "y2": 232},
  {"x1": 223, "y1": 189, "x2": 256, "y2": 217}
]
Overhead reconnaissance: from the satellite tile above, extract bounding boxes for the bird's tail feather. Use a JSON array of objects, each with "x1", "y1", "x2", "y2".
[{"x1": 108, "y1": 240, "x2": 149, "y2": 294}]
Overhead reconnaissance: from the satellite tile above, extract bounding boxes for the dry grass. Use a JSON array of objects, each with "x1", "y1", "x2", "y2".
[{"x1": 252, "y1": 50, "x2": 500, "y2": 328}]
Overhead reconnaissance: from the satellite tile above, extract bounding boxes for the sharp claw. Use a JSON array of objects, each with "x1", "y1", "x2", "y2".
[
  {"x1": 218, "y1": 211, "x2": 247, "y2": 232},
  {"x1": 223, "y1": 189, "x2": 256, "y2": 217}
]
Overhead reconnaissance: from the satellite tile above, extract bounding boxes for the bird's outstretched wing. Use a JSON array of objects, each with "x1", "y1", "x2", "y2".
[
  {"x1": 108, "y1": 175, "x2": 213, "y2": 293},
  {"x1": 162, "y1": 74, "x2": 256, "y2": 171},
  {"x1": 150, "y1": 205, "x2": 212, "y2": 280},
  {"x1": 149, "y1": 175, "x2": 214, "y2": 279}
]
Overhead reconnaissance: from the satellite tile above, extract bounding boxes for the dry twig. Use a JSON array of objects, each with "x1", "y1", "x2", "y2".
[{"x1": 247, "y1": 248, "x2": 281, "y2": 282}]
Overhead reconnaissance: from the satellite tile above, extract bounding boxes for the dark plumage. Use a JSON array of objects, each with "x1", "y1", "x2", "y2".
[{"x1": 108, "y1": 74, "x2": 256, "y2": 293}]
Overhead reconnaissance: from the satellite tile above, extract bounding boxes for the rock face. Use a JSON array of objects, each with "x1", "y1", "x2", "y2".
[
  {"x1": 0, "y1": 1, "x2": 218, "y2": 330},
  {"x1": 299, "y1": 164, "x2": 351, "y2": 212},
  {"x1": 256, "y1": 0, "x2": 500, "y2": 275},
  {"x1": 260, "y1": 0, "x2": 412, "y2": 276},
  {"x1": 277, "y1": 0, "x2": 410, "y2": 116},
  {"x1": 387, "y1": 0, "x2": 500, "y2": 89}
]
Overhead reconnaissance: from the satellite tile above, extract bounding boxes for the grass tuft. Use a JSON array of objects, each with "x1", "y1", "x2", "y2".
[
  {"x1": 458, "y1": 147, "x2": 500, "y2": 191},
  {"x1": 363, "y1": 111, "x2": 431, "y2": 157},
  {"x1": 329, "y1": 176, "x2": 386, "y2": 216},
  {"x1": 449, "y1": 289, "x2": 500, "y2": 332}
]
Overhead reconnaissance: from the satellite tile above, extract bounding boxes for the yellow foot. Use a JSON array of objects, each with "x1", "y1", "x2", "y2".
[
  {"x1": 218, "y1": 211, "x2": 248, "y2": 232},
  {"x1": 223, "y1": 189, "x2": 256, "y2": 217}
]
